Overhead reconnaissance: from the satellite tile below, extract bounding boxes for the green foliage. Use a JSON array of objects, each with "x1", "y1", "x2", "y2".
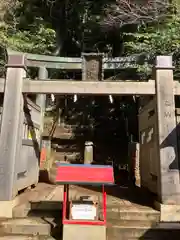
[
  {"x1": 123, "y1": 15, "x2": 180, "y2": 78},
  {"x1": 0, "y1": 22, "x2": 8, "y2": 75},
  {"x1": 7, "y1": 20, "x2": 56, "y2": 54},
  {"x1": 0, "y1": 22, "x2": 8, "y2": 48},
  {"x1": 124, "y1": 16, "x2": 180, "y2": 55},
  {"x1": 0, "y1": 1, "x2": 56, "y2": 74},
  {"x1": 0, "y1": 0, "x2": 56, "y2": 55},
  {"x1": 0, "y1": 0, "x2": 180, "y2": 78}
]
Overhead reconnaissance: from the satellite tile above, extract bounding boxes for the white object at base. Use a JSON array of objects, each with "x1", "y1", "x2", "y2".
[{"x1": 71, "y1": 204, "x2": 97, "y2": 220}]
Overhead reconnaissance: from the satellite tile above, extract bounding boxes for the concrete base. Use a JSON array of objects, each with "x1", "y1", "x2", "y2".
[
  {"x1": 0, "y1": 237, "x2": 55, "y2": 240},
  {"x1": 155, "y1": 201, "x2": 180, "y2": 222},
  {"x1": 63, "y1": 224, "x2": 106, "y2": 240},
  {"x1": 0, "y1": 218, "x2": 51, "y2": 236},
  {"x1": 0, "y1": 198, "x2": 19, "y2": 218}
]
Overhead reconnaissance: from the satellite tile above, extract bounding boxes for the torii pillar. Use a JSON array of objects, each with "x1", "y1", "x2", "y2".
[{"x1": 155, "y1": 56, "x2": 180, "y2": 221}]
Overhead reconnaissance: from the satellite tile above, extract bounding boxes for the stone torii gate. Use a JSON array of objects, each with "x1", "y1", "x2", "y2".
[{"x1": 0, "y1": 52, "x2": 179, "y2": 221}]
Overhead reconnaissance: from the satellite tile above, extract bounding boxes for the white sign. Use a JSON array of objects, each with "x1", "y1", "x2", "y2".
[{"x1": 71, "y1": 204, "x2": 97, "y2": 220}]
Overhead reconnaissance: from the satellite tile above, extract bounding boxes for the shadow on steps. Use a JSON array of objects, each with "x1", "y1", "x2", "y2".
[
  {"x1": 78, "y1": 184, "x2": 156, "y2": 209},
  {"x1": 139, "y1": 225, "x2": 180, "y2": 240},
  {"x1": 27, "y1": 203, "x2": 62, "y2": 240}
]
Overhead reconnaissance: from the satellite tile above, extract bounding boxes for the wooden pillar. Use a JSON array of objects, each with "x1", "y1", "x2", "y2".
[
  {"x1": 155, "y1": 56, "x2": 180, "y2": 204},
  {"x1": 0, "y1": 54, "x2": 26, "y2": 200}
]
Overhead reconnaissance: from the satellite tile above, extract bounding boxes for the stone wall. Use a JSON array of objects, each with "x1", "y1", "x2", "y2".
[
  {"x1": 139, "y1": 99, "x2": 180, "y2": 197},
  {"x1": 138, "y1": 97, "x2": 159, "y2": 194}
]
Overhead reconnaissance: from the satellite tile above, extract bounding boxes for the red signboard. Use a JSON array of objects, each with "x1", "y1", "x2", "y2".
[{"x1": 55, "y1": 164, "x2": 114, "y2": 185}]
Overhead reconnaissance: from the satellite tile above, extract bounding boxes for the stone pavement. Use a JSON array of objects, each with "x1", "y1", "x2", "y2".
[
  {"x1": 3, "y1": 183, "x2": 169, "y2": 240},
  {"x1": 13, "y1": 182, "x2": 157, "y2": 215}
]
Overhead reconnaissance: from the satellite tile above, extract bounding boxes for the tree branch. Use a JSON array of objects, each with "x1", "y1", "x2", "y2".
[{"x1": 101, "y1": 0, "x2": 170, "y2": 29}]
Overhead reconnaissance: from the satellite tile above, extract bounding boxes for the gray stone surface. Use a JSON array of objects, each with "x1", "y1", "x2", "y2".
[
  {"x1": 63, "y1": 224, "x2": 106, "y2": 240},
  {"x1": 0, "y1": 218, "x2": 51, "y2": 236},
  {"x1": 0, "y1": 55, "x2": 26, "y2": 200},
  {"x1": 104, "y1": 208, "x2": 160, "y2": 222},
  {"x1": 0, "y1": 237, "x2": 55, "y2": 240},
  {"x1": 1, "y1": 183, "x2": 163, "y2": 240},
  {"x1": 155, "y1": 202, "x2": 180, "y2": 222},
  {"x1": 155, "y1": 56, "x2": 180, "y2": 204}
]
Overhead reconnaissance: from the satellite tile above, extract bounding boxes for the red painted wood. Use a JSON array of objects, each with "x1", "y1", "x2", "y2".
[
  {"x1": 63, "y1": 220, "x2": 106, "y2": 225},
  {"x1": 63, "y1": 185, "x2": 67, "y2": 220},
  {"x1": 56, "y1": 165, "x2": 114, "y2": 184},
  {"x1": 62, "y1": 184, "x2": 107, "y2": 226},
  {"x1": 40, "y1": 148, "x2": 46, "y2": 168},
  {"x1": 102, "y1": 186, "x2": 106, "y2": 221},
  {"x1": 40, "y1": 148, "x2": 46, "y2": 162}
]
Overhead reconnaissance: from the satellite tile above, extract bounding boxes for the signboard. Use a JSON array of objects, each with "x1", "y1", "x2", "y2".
[
  {"x1": 71, "y1": 204, "x2": 97, "y2": 220},
  {"x1": 82, "y1": 53, "x2": 104, "y2": 81}
]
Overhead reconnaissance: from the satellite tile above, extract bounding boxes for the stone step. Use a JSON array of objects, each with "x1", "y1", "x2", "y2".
[
  {"x1": 1, "y1": 220, "x2": 180, "y2": 240},
  {"x1": 107, "y1": 224, "x2": 180, "y2": 240},
  {"x1": 104, "y1": 207, "x2": 160, "y2": 222},
  {"x1": 107, "y1": 219, "x2": 158, "y2": 228},
  {"x1": 43, "y1": 125, "x2": 74, "y2": 139},
  {"x1": 54, "y1": 152, "x2": 80, "y2": 162},
  {"x1": 14, "y1": 200, "x2": 160, "y2": 223},
  {"x1": 0, "y1": 218, "x2": 51, "y2": 236},
  {"x1": 0, "y1": 237, "x2": 55, "y2": 240}
]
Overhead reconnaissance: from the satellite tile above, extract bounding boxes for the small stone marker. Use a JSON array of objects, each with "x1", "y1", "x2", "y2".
[{"x1": 82, "y1": 53, "x2": 104, "y2": 81}]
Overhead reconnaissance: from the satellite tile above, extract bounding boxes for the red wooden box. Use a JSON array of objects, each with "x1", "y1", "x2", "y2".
[
  {"x1": 55, "y1": 163, "x2": 114, "y2": 185},
  {"x1": 55, "y1": 163, "x2": 114, "y2": 226}
]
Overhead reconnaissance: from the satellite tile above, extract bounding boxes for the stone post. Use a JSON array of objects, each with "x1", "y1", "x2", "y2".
[
  {"x1": 128, "y1": 142, "x2": 140, "y2": 187},
  {"x1": 36, "y1": 67, "x2": 48, "y2": 135},
  {"x1": 155, "y1": 56, "x2": 180, "y2": 205},
  {"x1": 37, "y1": 67, "x2": 52, "y2": 180},
  {"x1": 84, "y1": 141, "x2": 93, "y2": 164},
  {"x1": 82, "y1": 53, "x2": 104, "y2": 81},
  {"x1": 0, "y1": 54, "x2": 26, "y2": 201},
  {"x1": 81, "y1": 53, "x2": 101, "y2": 165}
]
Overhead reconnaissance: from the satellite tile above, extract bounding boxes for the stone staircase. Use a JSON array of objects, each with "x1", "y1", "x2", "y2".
[
  {"x1": 0, "y1": 218, "x2": 54, "y2": 240},
  {"x1": 43, "y1": 117, "x2": 82, "y2": 164},
  {"x1": 1, "y1": 206, "x2": 180, "y2": 240},
  {"x1": 106, "y1": 206, "x2": 160, "y2": 239},
  {"x1": 43, "y1": 116, "x2": 76, "y2": 139},
  {"x1": 0, "y1": 184, "x2": 180, "y2": 240},
  {"x1": 52, "y1": 144, "x2": 81, "y2": 163}
]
